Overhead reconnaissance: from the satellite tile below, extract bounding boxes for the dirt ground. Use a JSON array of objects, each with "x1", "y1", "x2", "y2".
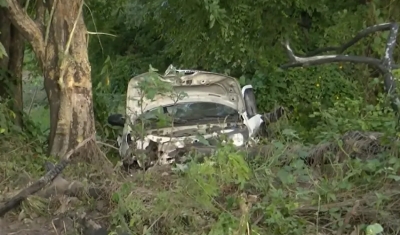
[
  {"x1": 0, "y1": 195, "x2": 111, "y2": 235},
  {"x1": 1, "y1": 216, "x2": 68, "y2": 235}
]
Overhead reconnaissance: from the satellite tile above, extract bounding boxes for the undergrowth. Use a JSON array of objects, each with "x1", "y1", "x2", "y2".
[
  {"x1": 1, "y1": 83, "x2": 399, "y2": 235},
  {"x1": 108, "y1": 140, "x2": 400, "y2": 235}
]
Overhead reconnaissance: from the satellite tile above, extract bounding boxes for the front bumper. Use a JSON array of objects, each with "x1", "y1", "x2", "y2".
[{"x1": 117, "y1": 126, "x2": 250, "y2": 167}]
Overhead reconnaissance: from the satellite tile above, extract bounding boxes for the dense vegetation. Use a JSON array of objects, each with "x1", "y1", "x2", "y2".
[{"x1": 1, "y1": 0, "x2": 400, "y2": 234}]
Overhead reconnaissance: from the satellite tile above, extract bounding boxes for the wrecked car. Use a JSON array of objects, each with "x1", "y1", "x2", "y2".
[{"x1": 108, "y1": 68, "x2": 281, "y2": 168}]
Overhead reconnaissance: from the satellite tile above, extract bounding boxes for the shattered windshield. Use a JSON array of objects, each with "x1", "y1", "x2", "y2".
[{"x1": 138, "y1": 102, "x2": 239, "y2": 126}]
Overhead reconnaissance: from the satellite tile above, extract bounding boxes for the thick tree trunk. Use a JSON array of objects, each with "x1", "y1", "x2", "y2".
[
  {"x1": 44, "y1": 63, "x2": 95, "y2": 157},
  {"x1": 44, "y1": 62, "x2": 95, "y2": 158},
  {"x1": 4, "y1": 0, "x2": 98, "y2": 158},
  {"x1": 0, "y1": 8, "x2": 24, "y2": 127},
  {"x1": 41, "y1": 0, "x2": 95, "y2": 156},
  {"x1": 40, "y1": 0, "x2": 95, "y2": 158}
]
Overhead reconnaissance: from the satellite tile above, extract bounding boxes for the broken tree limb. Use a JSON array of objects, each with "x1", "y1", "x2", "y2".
[
  {"x1": 282, "y1": 47, "x2": 385, "y2": 69},
  {"x1": 0, "y1": 135, "x2": 94, "y2": 217},
  {"x1": 302, "y1": 23, "x2": 400, "y2": 57},
  {"x1": 38, "y1": 162, "x2": 108, "y2": 200},
  {"x1": 280, "y1": 22, "x2": 400, "y2": 114}
]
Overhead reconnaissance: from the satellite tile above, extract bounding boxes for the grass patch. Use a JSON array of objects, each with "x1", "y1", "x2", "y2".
[
  {"x1": 107, "y1": 141, "x2": 400, "y2": 235},
  {"x1": 1, "y1": 119, "x2": 400, "y2": 235}
]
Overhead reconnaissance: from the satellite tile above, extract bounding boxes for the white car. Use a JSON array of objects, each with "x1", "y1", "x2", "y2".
[{"x1": 108, "y1": 69, "x2": 266, "y2": 168}]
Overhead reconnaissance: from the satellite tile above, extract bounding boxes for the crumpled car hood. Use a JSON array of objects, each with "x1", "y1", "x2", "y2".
[{"x1": 125, "y1": 70, "x2": 246, "y2": 124}]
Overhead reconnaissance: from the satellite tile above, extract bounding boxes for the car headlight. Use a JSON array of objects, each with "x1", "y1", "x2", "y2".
[
  {"x1": 220, "y1": 128, "x2": 249, "y2": 147},
  {"x1": 230, "y1": 133, "x2": 244, "y2": 146}
]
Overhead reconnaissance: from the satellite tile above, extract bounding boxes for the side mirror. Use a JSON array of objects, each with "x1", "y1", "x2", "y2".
[
  {"x1": 241, "y1": 85, "x2": 258, "y2": 118},
  {"x1": 108, "y1": 114, "x2": 125, "y2": 127}
]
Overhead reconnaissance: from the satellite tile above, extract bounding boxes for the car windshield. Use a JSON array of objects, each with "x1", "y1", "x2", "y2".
[{"x1": 138, "y1": 102, "x2": 239, "y2": 126}]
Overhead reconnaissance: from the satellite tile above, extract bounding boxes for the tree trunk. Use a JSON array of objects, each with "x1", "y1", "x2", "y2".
[
  {"x1": 0, "y1": 8, "x2": 24, "y2": 127},
  {"x1": 41, "y1": 0, "x2": 94, "y2": 157},
  {"x1": 4, "y1": 0, "x2": 97, "y2": 158}
]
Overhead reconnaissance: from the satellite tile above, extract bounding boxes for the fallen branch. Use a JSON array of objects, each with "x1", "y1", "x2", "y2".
[
  {"x1": 0, "y1": 135, "x2": 93, "y2": 217},
  {"x1": 301, "y1": 23, "x2": 400, "y2": 57},
  {"x1": 280, "y1": 22, "x2": 400, "y2": 114},
  {"x1": 38, "y1": 163, "x2": 108, "y2": 200}
]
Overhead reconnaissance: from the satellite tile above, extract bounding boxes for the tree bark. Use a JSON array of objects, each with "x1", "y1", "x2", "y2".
[
  {"x1": 0, "y1": 7, "x2": 24, "y2": 127},
  {"x1": 4, "y1": 0, "x2": 97, "y2": 158}
]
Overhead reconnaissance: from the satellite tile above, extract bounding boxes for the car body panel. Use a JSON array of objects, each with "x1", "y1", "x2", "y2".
[
  {"x1": 125, "y1": 71, "x2": 246, "y2": 124},
  {"x1": 114, "y1": 68, "x2": 264, "y2": 167}
]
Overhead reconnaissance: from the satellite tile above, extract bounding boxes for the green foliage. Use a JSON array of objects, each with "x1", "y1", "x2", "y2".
[
  {"x1": 0, "y1": 31, "x2": 8, "y2": 76},
  {"x1": 0, "y1": 100, "x2": 18, "y2": 135},
  {"x1": 0, "y1": 98, "x2": 45, "y2": 140},
  {"x1": 4, "y1": 0, "x2": 400, "y2": 233},
  {"x1": 0, "y1": 43, "x2": 7, "y2": 59},
  {"x1": 303, "y1": 94, "x2": 396, "y2": 142},
  {"x1": 110, "y1": 143, "x2": 255, "y2": 234},
  {"x1": 184, "y1": 144, "x2": 251, "y2": 195},
  {"x1": 366, "y1": 223, "x2": 384, "y2": 235},
  {"x1": 86, "y1": 0, "x2": 400, "y2": 141},
  {"x1": 109, "y1": 128, "x2": 400, "y2": 234},
  {"x1": 80, "y1": 1, "x2": 400, "y2": 230},
  {"x1": 0, "y1": 0, "x2": 7, "y2": 7}
]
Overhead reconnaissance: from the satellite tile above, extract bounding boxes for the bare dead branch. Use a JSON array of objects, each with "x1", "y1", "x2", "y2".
[
  {"x1": 304, "y1": 23, "x2": 400, "y2": 56},
  {"x1": 281, "y1": 22, "x2": 400, "y2": 114},
  {"x1": 281, "y1": 41, "x2": 386, "y2": 70},
  {"x1": 4, "y1": 0, "x2": 45, "y2": 60},
  {"x1": 0, "y1": 135, "x2": 94, "y2": 217},
  {"x1": 382, "y1": 23, "x2": 399, "y2": 94}
]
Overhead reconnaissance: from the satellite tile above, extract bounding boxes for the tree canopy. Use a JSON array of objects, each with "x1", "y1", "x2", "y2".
[{"x1": 84, "y1": 0, "x2": 400, "y2": 141}]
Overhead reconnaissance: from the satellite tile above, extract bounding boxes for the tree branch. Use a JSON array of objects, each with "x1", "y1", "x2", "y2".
[
  {"x1": 4, "y1": 0, "x2": 45, "y2": 60},
  {"x1": 280, "y1": 22, "x2": 400, "y2": 114},
  {"x1": 303, "y1": 23, "x2": 400, "y2": 56},
  {"x1": 281, "y1": 41, "x2": 387, "y2": 71},
  {"x1": 382, "y1": 23, "x2": 399, "y2": 93},
  {"x1": 35, "y1": 0, "x2": 46, "y2": 28}
]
